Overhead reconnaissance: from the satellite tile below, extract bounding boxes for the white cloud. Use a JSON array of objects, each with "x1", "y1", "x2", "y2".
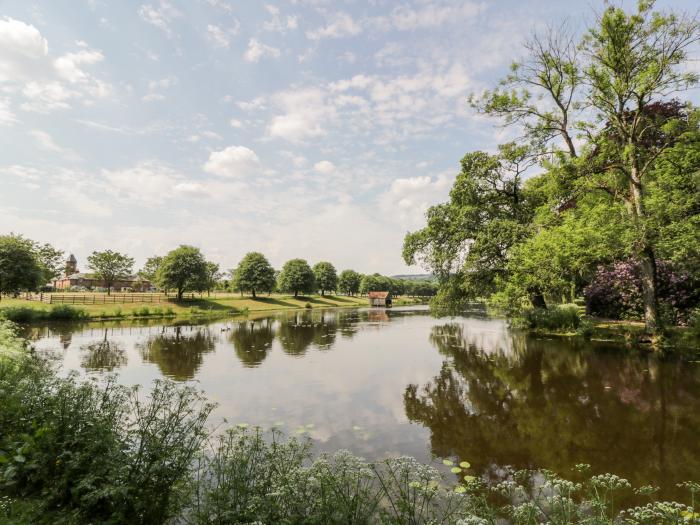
[
  {"x1": 28, "y1": 130, "x2": 82, "y2": 161},
  {"x1": 389, "y1": 2, "x2": 485, "y2": 30},
  {"x1": 203, "y1": 145, "x2": 260, "y2": 178},
  {"x1": 306, "y1": 12, "x2": 361, "y2": 40},
  {"x1": 143, "y1": 75, "x2": 177, "y2": 101},
  {"x1": 0, "y1": 98, "x2": 17, "y2": 125},
  {"x1": 138, "y1": 0, "x2": 182, "y2": 37},
  {"x1": 267, "y1": 87, "x2": 333, "y2": 142},
  {"x1": 229, "y1": 118, "x2": 243, "y2": 128},
  {"x1": 236, "y1": 96, "x2": 266, "y2": 111},
  {"x1": 0, "y1": 17, "x2": 48, "y2": 82},
  {"x1": 379, "y1": 173, "x2": 452, "y2": 228},
  {"x1": 263, "y1": 5, "x2": 298, "y2": 33},
  {"x1": 243, "y1": 38, "x2": 280, "y2": 63},
  {"x1": 54, "y1": 49, "x2": 104, "y2": 82},
  {"x1": 313, "y1": 160, "x2": 335, "y2": 175},
  {"x1": 0, "y1": 17, "x2": 111, "y2": 113},
  {"x1": 206, "y1": 23, "x2": 238, "y2": 48},
  {"x1": 102, "y1": 161, "x2": 187, "y2": 205}
]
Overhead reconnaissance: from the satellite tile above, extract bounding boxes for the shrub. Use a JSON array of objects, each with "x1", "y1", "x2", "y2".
[
  {"x1": 0, "y1": 307, "x2": 40, "y2": 323},
  {"x1": 0, "y1": 351, "x2": 213, "y2": 524},
  {"x1": 523, "y1": 305, "x2": 581, "y2": 331},
  {"x1": 585, "y1": 259, "x2": 700, "y2": 325},
  {"x1": 47, "y1": 305, "x2": 89, "y2": 321},
  {"x1": 133, "y1": 306, "x2": 151, "y2": 317},
  {"x1": 0, "y1": 306, "x2": 89, "y2": 323}
]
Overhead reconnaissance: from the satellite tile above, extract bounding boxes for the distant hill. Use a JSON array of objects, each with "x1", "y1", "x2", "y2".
[{"x1": 390, "y1": 274, "x2": 436, "y2": 282}]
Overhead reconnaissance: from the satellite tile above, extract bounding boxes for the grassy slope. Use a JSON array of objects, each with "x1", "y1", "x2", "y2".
[{"x1": 0, "y1": 294, "x2": 422, "y2": 319}]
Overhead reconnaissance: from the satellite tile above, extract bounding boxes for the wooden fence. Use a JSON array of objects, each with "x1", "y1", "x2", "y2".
[{"x1": 21, "y1": 293, "x2": 202, "y2": 305}]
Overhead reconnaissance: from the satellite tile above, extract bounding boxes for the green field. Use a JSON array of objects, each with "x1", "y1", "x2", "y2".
[{"x1": 0, "y1": 293, "x2": 424, "y2": 321}]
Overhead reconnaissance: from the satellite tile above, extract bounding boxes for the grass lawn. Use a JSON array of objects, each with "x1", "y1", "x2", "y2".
[{"x1": 0, "y1": 293, "x2": 425, "y2": 321}]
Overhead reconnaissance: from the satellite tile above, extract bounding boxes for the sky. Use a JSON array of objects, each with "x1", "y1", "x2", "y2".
[{"x1": 1, "y1": 0, "x2": 698, "y2": 276}]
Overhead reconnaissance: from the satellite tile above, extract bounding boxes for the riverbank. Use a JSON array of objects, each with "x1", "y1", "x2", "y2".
[{"x1": 0, "y1": 294, "x2": 427, "y2": 323}]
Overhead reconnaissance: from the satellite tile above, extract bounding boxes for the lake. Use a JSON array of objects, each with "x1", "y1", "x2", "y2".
[{"x1": 23, "y1": 306, "x2": 700, "y2": 500}]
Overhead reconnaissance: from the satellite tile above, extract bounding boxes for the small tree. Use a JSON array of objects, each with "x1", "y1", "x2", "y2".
[
  {"x1": 156, "y1": 246, "x2": 208, "y2": 301},
  {"x1": 32, "y1": 242, "x2": 64, "y2": 286},
  {"x1": 139, "y1": 256, "x2": 163, "y2": 283},
  {"x1": 338, "y1": 269, "x2": 361, "y2": 296},
  {"x1": 0, "y1": 234, "x2": 42, "y2": 300},
  {"x1": 277, "y1": 259, "x2": 315, "y2": 297},
  {"x1": 312, "y1": 262, "x2": 337, "y2": 296},
  {"x1": 203, "y1": 261, "x2": 223, "y2": 297},
  {"x1": 87, "y1": 250, "x2": 135, "y2": 295},
  {"x1": 231, "y1": 252, "x2": 276, "y2": 298}
]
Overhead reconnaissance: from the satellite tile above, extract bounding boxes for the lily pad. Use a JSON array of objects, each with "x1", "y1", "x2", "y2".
[
  {"x1": 464, "y1": 475, "x2": 477, "y2": 482},
  {"x1": 454, "y1": 486, "x2": 467, "y2": 494},
  {"x1": 451, "y1": 467, "x2": 462, "y2": 474},
  {"x1": 442, "y1": 459, "x2": 454, "y2": 466},
  {"x1": 459, "y1": 461, "x2": 471, "y2": 468}
]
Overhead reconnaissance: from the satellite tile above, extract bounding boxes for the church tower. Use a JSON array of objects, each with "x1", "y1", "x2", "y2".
[{"x1": 65, "y1": 254, "x2": 78, "y2": 276}]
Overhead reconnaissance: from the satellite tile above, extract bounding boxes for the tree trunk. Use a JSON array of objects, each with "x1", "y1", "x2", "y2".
[
  {"x1": 529, "y1": 289, "x2": 547, "y2": 309},
  {"x1": 177, "y1": 288, "x2": 183, "y2": 301},
  {"x1": 252, "y1": 289, "x2": 256, "y2": 298},
  {"x1": 294, "y1": 290, "x2": 298, "y2": 297},
  {"x1": 629, "y1": 164, "x2": 660, "y2": 335}
]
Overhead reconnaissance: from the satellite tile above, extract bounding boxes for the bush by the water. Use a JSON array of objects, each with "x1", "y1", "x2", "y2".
[
  {"x1": 523, "y1": 305, "x2": 582, "y2": 331},
  {"x1": 0, "y1": 305, "x2": 90, "y2": 323},
  {"x1": 585, "y1": 259, "x2": 700, "y2": 325},
  {"x1": 1, "y1": 322, "x2": 699, "y2": 524}
]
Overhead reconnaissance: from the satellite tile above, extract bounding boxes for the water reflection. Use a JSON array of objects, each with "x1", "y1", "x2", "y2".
[
  {"x1": 80, "y1": 328, "x2": 127, "y2": 371},
  {"x1": 138, "y1": 326, "x2": 216, "y2": 380},
  {"x1": 230, "y1": 319, "x2": 275, "y2": 367},
  {"x1": 26, "y1": 308, "x2": 700, "y2": 499},
  {"x1": 405, "y1": 322, "x2": 700, "y2": 498}
]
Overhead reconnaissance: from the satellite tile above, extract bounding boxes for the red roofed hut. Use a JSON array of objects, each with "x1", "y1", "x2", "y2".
[{"x1": 367, "y1": 291, "x2": 392, "y2": 307}]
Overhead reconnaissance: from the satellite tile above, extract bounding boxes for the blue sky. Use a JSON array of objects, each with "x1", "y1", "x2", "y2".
[{"x1": 1, "y1": 0, "x2": 698, "y2": 275}]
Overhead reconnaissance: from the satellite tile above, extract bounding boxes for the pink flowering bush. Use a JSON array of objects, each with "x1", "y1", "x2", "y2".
[{"x1": 584, "y1": 259, "x2": 700, "y2": 325}]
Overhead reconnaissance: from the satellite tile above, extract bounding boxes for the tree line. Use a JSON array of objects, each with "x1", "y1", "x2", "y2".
[
  {"x1": 403, "y1": 1, "x2": 700, "y2": 334},
  {"x1": 0, "y1": 235, "x2": 437, "y2": 300}
]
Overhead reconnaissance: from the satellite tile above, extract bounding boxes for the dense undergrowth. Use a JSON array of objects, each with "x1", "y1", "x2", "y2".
[{"x1": 1, "y1": 321, "x2": 699, "y2": 524}]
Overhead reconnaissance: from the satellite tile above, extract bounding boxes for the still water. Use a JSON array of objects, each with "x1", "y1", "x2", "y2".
[{"x1": 24, "y1": 306, "x2": 700, "y2": 499}]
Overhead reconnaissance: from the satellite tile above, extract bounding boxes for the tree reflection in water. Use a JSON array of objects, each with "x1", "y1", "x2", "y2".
[
  {"x1": 277, "y1": 311, "x2": 339, "y2": 355},
  {"x1": 80, "y1": 328, "x2": 127, "y2": 371},
  {"x1": 404, "y1": 322, "x2": 700, "y2": 500},
  {"x1": 230, "y1": 319, "x2": 275, "y2": 367},
  {"x1": 138, "y1": 326, "x2": 216, "y2": 380}
]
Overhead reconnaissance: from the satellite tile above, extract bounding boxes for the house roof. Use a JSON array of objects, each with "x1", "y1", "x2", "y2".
[
  {"x1": 63, "y1": 273, "x2": 149, "y2": 283},
  {"x1": 367, "y1": 291, "x2": 390, "y2": 298}
]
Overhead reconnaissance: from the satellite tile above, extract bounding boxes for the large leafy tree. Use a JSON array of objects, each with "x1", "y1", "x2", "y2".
[
  {"x1": 156, "y1": 245, "x2": 208, "y2": 300},
  {"x1": 87, "y1": 250, "x2": 135, "y2": 295},
  {"x1": 277, "y1": 259, "x2": 315, "y2": 297},
  {"x1": 0, "y1": 234, "x2": 42, "y2": 299},
  {"x1": 403, "y1": 144, "x2": 545, "y2": 307},
  {"x1": 337, "y1": 269, "x2": 361, "y2": 296},
  {"x1": 472, "y1": 0, "x2": 700, "y2": 333},
  {"x1": 231, "y1": 252, "x2": 276, "y2": 298},
  {"x1": 312, "y1": 262, "x2": 337, "y2": 296}
]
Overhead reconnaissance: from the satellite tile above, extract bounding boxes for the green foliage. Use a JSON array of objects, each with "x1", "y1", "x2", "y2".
[
  {"x1": 312, "y1": 261, "x2": 337, "y2": 295},
  {"x1": 31, "y1": 242, "x2": 65, "y2": 286},
  {"x1": 0, "y1": 349, "x2": 213, "y2": 525},
  {"x1": 521, "y1": 305, "x2": 582, "y2": 332},
  {"x1": 0, "y1": 235, "x2": 42, "y2": 298},
  {"x1": 0, "y1": 305, "x2": 89, "y2": 323},
  {"x1": 138, "y1": 255, "x2": 163, "y2": 282},
  {"x1": 408, "y1": 2, "x2": 700, "y2": 331},
  {"x1": 156, "y1": 245, "x2": 208, "y2": 300},
  {"x1": 277, "y1": 259, "x2": 316, "y2": 297},
  {"x1": 338, "y1": 269, "x2": 362, "y2": 295},
  {"x1": 86, "y1": 250, "x2": 135, "y2": 295},
  {"x1": 231, "y1": 252, "x2": 276, "y2": 298}
]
